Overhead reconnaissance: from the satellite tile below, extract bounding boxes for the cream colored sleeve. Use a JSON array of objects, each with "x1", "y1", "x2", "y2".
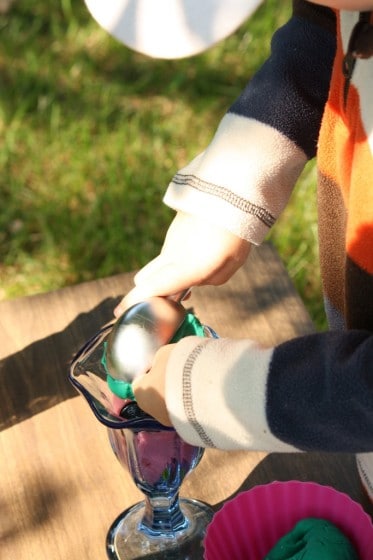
[
  {"x1": 165, "y1": 336, "x2": 298, "y2": 451},
  {"x1": 164, "y1": 113, "x2": 307, "y2": 245}
]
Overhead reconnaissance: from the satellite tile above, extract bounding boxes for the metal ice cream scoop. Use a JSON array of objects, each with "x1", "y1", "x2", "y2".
[{"x1": 106, "y1": 291, "x2": 189, "y2": 383}]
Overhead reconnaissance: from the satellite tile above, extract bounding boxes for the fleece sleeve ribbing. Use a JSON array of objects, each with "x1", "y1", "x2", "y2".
[
  {"x1": 165, "y1": 330, "x2": 373, "y2": 453},
  {"x1": 163, "y1": 2, "x2": 336, "y2": 245}
]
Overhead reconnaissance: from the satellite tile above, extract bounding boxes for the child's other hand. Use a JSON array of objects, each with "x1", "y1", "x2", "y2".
[
  {"x1": 132, "y1": 344, "x2": 175, "y2": 427},
  {"x1": 115, "y1": 211, "x2": 250, "y2": 316}
]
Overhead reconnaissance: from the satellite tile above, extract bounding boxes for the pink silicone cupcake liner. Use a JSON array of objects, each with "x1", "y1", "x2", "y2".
[{"x1": 203, "y1": 480, "x2": 373, "y2": 559}]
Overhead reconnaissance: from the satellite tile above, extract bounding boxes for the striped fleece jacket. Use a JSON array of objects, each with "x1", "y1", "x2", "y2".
[{"x1": 161, "y1": 1, "x2": 373, "y2": 453}]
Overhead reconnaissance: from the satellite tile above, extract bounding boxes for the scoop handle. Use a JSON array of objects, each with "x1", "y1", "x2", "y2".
[{"x1": 169, "y1": 288, "x2": 191, "y2": 303}]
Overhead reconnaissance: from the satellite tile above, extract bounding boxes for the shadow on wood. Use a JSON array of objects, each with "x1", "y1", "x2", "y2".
[{"x1": 0, "y1": 296, "x2": 121, "y2": 430}]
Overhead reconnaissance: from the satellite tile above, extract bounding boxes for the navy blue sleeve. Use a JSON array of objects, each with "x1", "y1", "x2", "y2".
[
  {"x1": 267, "y1": 330, "x2": 373, "y2": 452},
  {"x1": 228, "y1": 1, "x2": 336, "y2": 159}
]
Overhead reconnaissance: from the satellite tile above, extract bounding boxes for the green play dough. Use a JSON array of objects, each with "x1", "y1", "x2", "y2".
[
  {"x1": 105, "y1": 312, "x2": 205, "y2": 399},
  {"x1": 106, "y1": 372, "x2": 135, "y2": 400},
  {"x1": 171, "y1": 312, "x2": 206, "y2": 341},
  {"x1": 264, "y1": 518, "x2": 359, "y2": 560}
]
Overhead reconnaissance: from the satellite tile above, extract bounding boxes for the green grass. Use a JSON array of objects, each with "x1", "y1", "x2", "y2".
[{"x1": 0, "y1": 0, "x2": 326, "y2": 330}]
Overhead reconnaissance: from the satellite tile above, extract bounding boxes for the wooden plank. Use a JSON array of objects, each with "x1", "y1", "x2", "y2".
[
  {"x1": 1, "y1": 243, "x2": 370, "y2": 560},
  {"x1": 0, "y1": 243, "x2": 313, "y2": 431}
]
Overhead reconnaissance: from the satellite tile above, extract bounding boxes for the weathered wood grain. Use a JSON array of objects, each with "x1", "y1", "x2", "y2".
[{"x1": 0, "y1": 243, "x2": 370, "y2": 560}]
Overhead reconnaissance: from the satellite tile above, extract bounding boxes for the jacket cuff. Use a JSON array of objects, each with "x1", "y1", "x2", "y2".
[
  {"x1": 163, "y1": 113, "x2": 307, "y2": 245},
  {"x1": 165, "y1": 336, "x2": 298, "y2": 451}
]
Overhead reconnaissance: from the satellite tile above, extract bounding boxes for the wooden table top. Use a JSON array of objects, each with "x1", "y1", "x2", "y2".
[{"x1": 1, "y1": 243, "x2": 371, "y2": 559}]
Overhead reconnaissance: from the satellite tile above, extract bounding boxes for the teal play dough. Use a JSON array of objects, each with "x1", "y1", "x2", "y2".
[
  {"x1": 106, "y1": 373, "x2": 135, "y2": 400},
  {"x1": 105, "y1": 312, "x2": 205, "y2": 399},
  {"x1": 171, "y1": 312, "x2": 206, "y2": 341},
  {"x1": 264, "y1": 518, "x2": 359, "y2": 560}
]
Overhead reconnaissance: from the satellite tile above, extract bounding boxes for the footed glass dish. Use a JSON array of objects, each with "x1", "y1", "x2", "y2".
[
  {"x1": 69, "y1": 300, "x2": 216, "y2": 559},
  {"x1": 106, "y1": 418, "x2": 213, "y2": 559}
]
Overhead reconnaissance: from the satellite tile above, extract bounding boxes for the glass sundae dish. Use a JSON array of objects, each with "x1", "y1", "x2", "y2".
[{"x1": 69, "y1": 296, "x2": 216, "y2": 559}]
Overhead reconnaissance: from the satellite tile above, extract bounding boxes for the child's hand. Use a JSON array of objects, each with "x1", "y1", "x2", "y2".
[
  {"x1": 115, "y1": 211, "x2": 251, "y2": 316},
  {"x1": 132, "y1": 344, "x2": 175, "y2": 427}
]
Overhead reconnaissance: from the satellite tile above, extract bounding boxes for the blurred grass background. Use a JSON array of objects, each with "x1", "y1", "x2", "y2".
[{"x1": 0, "y1": 0, "x2": 327, "y2": 330}]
